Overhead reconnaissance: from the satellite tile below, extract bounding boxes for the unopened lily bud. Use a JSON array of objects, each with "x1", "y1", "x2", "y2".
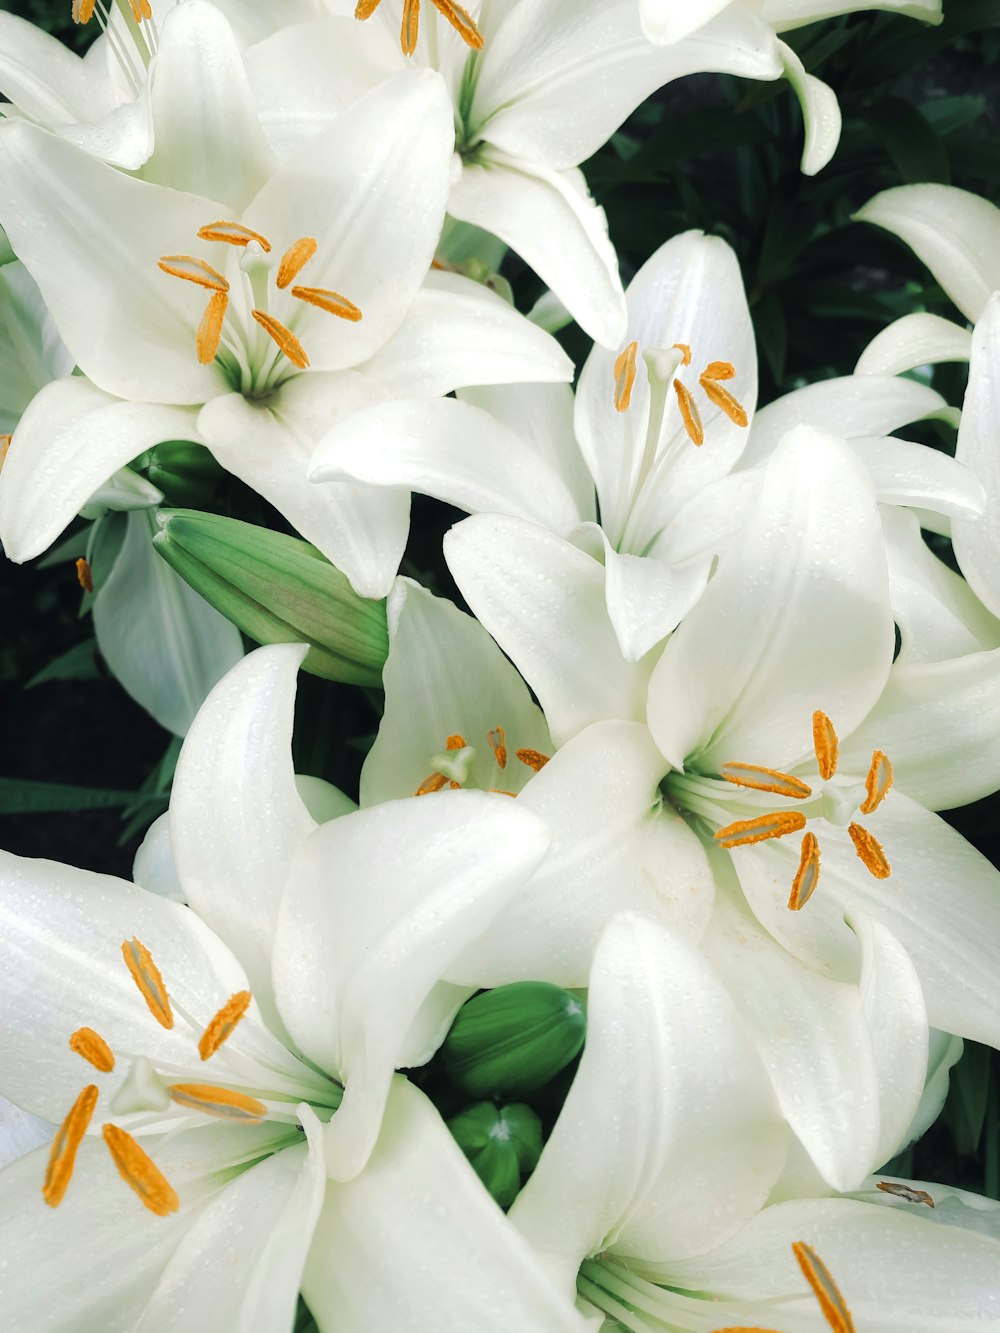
[
  {"x1": 153, "y1": 509, "x2": 388, "y2": 687},
  {"x1": 442, "y1": 981, "x2": 586, "y2": 1098},
  {"x1": 447, "y1": 1102, "x2": 543, "y2": 1209},
  {"x1": 145, "y1": 441, "x2": 224, "y2": 507}
]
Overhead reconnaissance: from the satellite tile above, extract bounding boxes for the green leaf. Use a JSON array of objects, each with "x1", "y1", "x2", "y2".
[
  {"x1": 0, "y1": 777, "x2": 137, "y2": 814},
  {"x1": 863, "y1": 97, "x2": 950, "y2": 184},
  {"x1": 25, "y1": 639, "x2": 100, "y2": 689}
]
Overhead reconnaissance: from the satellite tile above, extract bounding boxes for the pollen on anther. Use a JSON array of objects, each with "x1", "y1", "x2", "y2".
[
  {"x1": 673, "y1": 378, "x2": 704, "y2": 446},
  {"x1": 848, "y1": 822, "x2": 890, "y2": 880},
  {"x1": 72, "y1": 0, "x2": 96, "y2": 23},
  {"x1": 714, "y1": 810, "x2": 806, "y2": 849},
  {"x1": 277, "y1": 238, "x2": 318, "y2": 289},
  {"x1": 129, "y1": 0, "x2": 153, "y2": 19},
  {"x1": 76, "y1": 557, "x2": 94, "y2": 594},
  {"x1": 720, "y1": 762, "x2": 812, "y2": 801},
  {"x1": 252, "y1": 310, "x2": 309, "y2": 369},
  {"x1": 70, "y1": 1026, "x2": 115, "y2": 1073},
  {"x1": 415, "y1": 772, "x2": 449, "y2": 796},
  {"x1": 0, "y1": 434, "x2": 11, "y2": 468},
  {"x1": 431, "y1": 0, "x2": 484, "y2": 49},
  {"x1": 516, "y1": 749, "x2": 550, "y2": 773},
  {"x1": 43, "y1": 1084, "x2": 99, "y2": 1208},
  {"x1": 197, "y1": 220, "x2": 272, "y2": 252},
  {"x1": 103, "y1": 1124, "x2": 179, "y2": 1217},
  {"x1": 699, "y1": 375, "x2": 748, "y2": 428},
  {"x1": 788, "y1": 832, "x2": 820, "y2": 911},
  {"x1": 672, "y1": 342, "x2": 692, "y2": 366},
  {"x1": 291, "y1": 285, "x2": 363, "y2": 322},
  {"x1": 701, "y1": 360, "x2": 736, "y2": 382},
  {"x1": 197, "y1": 291, "x2": 228, "y2": 366},
  {"x1": 812, "y1": 710, "x2": 839, "y2": 780},
  {"x1": 168, "y1": 1083, "x2": 267, "y2": 1123},
  {"x1": 792, "y1": 1241, "x2": 856, "y2": 1333},
  {"x1": 487, "y1": 727, "x2": 508, "y2": 770},
  {"x1": 446, "y1": 734, "x2": 468, "y2": 750},
  {"x1": 860, "y1": 749, "x2": 893, "y2": 814},
  {"x1": 613, "y1": 341, "x2": 639, "y2": 413},
  {"x1": 122, "y1": 937, "x2": 174, "y2": 1030},
  {"x1": 157, "y1": 255, "x2": 229, "y2": 293},
  {"x1": 198, "y1": 991, "x2": 252, "y2": 1061}
]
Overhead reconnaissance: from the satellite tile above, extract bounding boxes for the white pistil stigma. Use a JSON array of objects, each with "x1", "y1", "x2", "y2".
[
  {"x1": 416, "y1": 733, "x2": 469, "y2": 795},
  {"x1": 876, "y1": 1180, "x2": 935, "y2": 1208},
  {"x1": 715, "y1": 708, "x2": 894, "y2": 909},
  {"x1": 103, "y1": 1124, "x2": 179, "y2": 1217},
  {"x1": 355, "y1": 0, "x2": 483, "y2": 56}
]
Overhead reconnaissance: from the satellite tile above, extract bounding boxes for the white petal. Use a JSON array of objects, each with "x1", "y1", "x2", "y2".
[
  {"x1": 449, "y1": 722, "x2": 714, "y2": 987},
  {"x1": 855, "y1": 184, "x2": 1000, "y2": 323},
  {"x1": 741, "y1": 372, "x2": 947, "y2": 470},
  {"x1": 449, "y1": 154, "x2": 627, "y2": 348},
  {"x1": 445, "y1": 514, "x2": 655, "y2": 746},
  {"x1": 133, "y1": 813, "x2": 185, "y2": 904},
  {"x1": 856, "y1": 312, "x2": 972, "y2": 376},
  {"x1": 0, "y1": 377, "x2": 198, "y2": 561},
  {"x1": 779, "y1": 39, "x2": 842, "y2": 175},
  {"x1": 0, "y1": 120, "x2": 227, "y2": 403},
  {"x1": 170, "y1": 644, "x2": 315, "y2": 1026},
  {"x1": 360, "y1": 269, "x2": 573, "y2": 396},
  {"x1": 0, "y1": 14, "x2": 116, "y2": 125},
  {"x1": 59, "y1": 84, "x2": 155, "y2": 172},
  {"x1": 764, "y1": 0, "x2": 942, "y2": 26},
  {"x1": 639, "y1": 0, "x2": 731, "y2": 43},
  {"x1": 647, "y1": 427, "x2": 894, "y2": 772},
  {"x1": 93, "y1": 508, "x2": 244, "y2": 737},
  {"x1": 272, "y1": 791, "x2": 551, "y2": 1179},
  {"x1": 144, "y1": 0, "x2": 277, "y2": 210},
  {"x1": 0, "y1": 261, "x2": 73, "y2": 432},
  {"x1": 953, "y1": 294, "x2": 1000, "y2": 618},
  {"x1": 600, "y1": 535, "x2": 712, "y2": 661},
  {"x1": 849, "y1": 434, "x2": 986, "y2": 523},
  {"x1": 197, "y1": 381, "x2": 409, "y2": 598},
  {"x1": 309, "y1": 396, "x2": 583, "y2": 533},
  {"x1": 0, "y1": 1096, "x2": 52, "y2": 1170},
  {"x1": 303, "y1": 1079, "x2": 592, "y2": 1332},
  {"x1": 243, "y1": 70, "x2": 453, "y2": 369},
  {"x1": 510, "y1": 913, "x2": 786, "y2": 1289},
  {"x1": 360, "y1": 577, "x2": 551, "y2": 806}
]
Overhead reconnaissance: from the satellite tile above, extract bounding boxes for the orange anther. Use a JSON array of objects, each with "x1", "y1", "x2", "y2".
[
  {"x1": 157, "y1": 255, "x2": 229, "y2": 293},
  {"x1": 42, "y1": 1085, "x2": 98, "y2": 1207},
  {"x1": 516, "y1": 748, "x2": 551, "y2": 772},
  {"x1": 792, "y1": 1242, "x2": 856, "y2": 1333},
  {"x1": 129, "y1": 0, "x2": 153, "y2": 18},
  {"x1": 69, "y1": 1027, "x2": 115, "y2": 1073},
  {"x1": 431, "y1": 0, "x2": 484, "y2": 48},
  {"x1": 714, "y1": 810, "x2": 806, "y2": 849},
  {"x1": 415, "y1": 772, "x2": 449, "y2": 796},
  {"x1": 673, "y1": 378, "x2": 704, "y2": 445},
  {"x1": 876, "y1": 1180, "x2": 934, "y2": 1208},
  {"x1": 168, "y1": 1083, "x2": 267, "y2": 1123},
  {"x1": 198, "y1": 991, "x2": 252, "y2": 1061},
  {"x1": 197, "y1": 290, "x2": 228, "y2": 365},
  {"x1": 121, "y1": 937, "x2": 174, "y2": 1030},
  {"x1": 76, "y1": 557, "x2": 94, "y2": 594},
  {"x1": 848, "y1": 822, "x2": 890, "y2": 880},
  {"x1": 277, "y1": 238, "x2": 318, "y2": 289},
  {"x1": 672, "y1": 342, "x2": 692, "y2": 366},
  {"x1": 197, "y1": 221, "x2": 272, "y2": 252},
  {"x1": 291, "y1": 286, "x2": 363, "y2": 322},
  {"x1": 720, "y1": 762, "x2": 812, "y2": 801},
  {"x1": 812, "y1": 710, "x2": 839, "y2": 780},
  {"x1": 699, "y1": 376, "x2": 748, "y2": 427},
  {"x1": 860, "y1": 749, "x2": 893, "y2": 815},
  {"x1": 446, "y1": 734, "x2": 468, "y2": 750},
  {"x1": 72, "y1": 0, "x2": 96, "y2": 22},
  {"x1": 788, "y1": 832, "x2": 820, "y2": 911},
  {"x1": 0, "y1": 434, "x2": 11, "y2": 467},
  {"x1": 103, "y1": 1124, "x2": 179, "y2": 1216},
  {"x1": 252, "y1": 310, "x2": 309, "y2": 369},
  {"x1": 701, "y1": 360, "x2": 735, "y2": 381},
  {"x1": 401, "y1": 0, "x2": 419, "y2": 54},
  {"x1": 487, "y1": 727, "x2": 508, "y2": 770},
  {"x1": 613, "y1": 341, "x2": 638, "y2": 413}
]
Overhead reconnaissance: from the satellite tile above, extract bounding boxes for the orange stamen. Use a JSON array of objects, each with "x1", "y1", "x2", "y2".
[
  {"x1": 430, "y1": 0, "x2": 484, "y2": 48},
  {"x1": 699, "y1": 376, "x2": 748, "y2": 427},
  {"x1": 516, "y1": 748, "x2": 550, "y2": 772},
  {"x1": 130, "y1": 0, "x2": 153, "y2": 18},
  {"x1": 446, "y1": 734, "x2": 468, "y2": 750},
  {"x1": 672, "y1": 342, "x2": 692, "y2": 366},
  {"x1": 793, "y1": 1242, "x2": 856, "y2": 1333},
  {"x1": 487, "y1": 727, "x2": 508, "y2": 770},
  {"x1": 291, "y1": 286, "x2": 363, "y2": 322},
  {"x1": 198, "y1": 991, "x2": 252, "y2": 1061},
  {"x1": 673, "y1": 378, "x2": 704, "y2": 445},
  {"x1": 0, "y1": 434, "x2": 11, "y2": 467},
  {"x1": 860, "y1": 750, "x2": 893, "y2": 815},
  {"x1": 72, "y1": 0, "x2": 96, "y2": 22},
  {"x1": 876, "y1": 1181, "x2": 934, "y2": 1208},
  {"x1": 848, "y1": 822, "x2": 890, "y2": 879},
  {"x1": 197, "y1": 220, "x2": 271, "y2": 252},
  {"x1": 69, "y1": 1027, "x2": 115, "y2": 1073},
  {"x1": 196, "y1": 290, "x2": 228, "y2": 365},
  {"x1": 402, "y1": 0, "x2": 419, "y2": 54},
  {"x1": 701, "y1": 360, "x2": 736, "y2": 381},
  {"x1": 157, "y1": 255, "x2": 229, "y2": 293},
  {"x1": 714, "y1": 810, "x2": 806, "y2": 849},
  {"x1": 788, "y1": 832, "x2": 820, "y2": 911},
  {"x1": 613, "y1": 341, "x2": 638, "y2": 413},
  {"x1": 168, "y1": 1083, "x2": 267, "y2": 1123},
  {"x1": 355, "y1": 0, "x2": 380, "y2": 15},
  {"x1": 812, "y1": 710, "x2": 839, "y2": 780},
  {"x1": 75, "y1": 557, "x2": 94, "y2": 594},
  {"x1": 277, "y1": 238, "x2": 318, "y2": 289},
  {"x1": 103, "y1": 1124, "x2": 179, "y2": 1216},
  {"x1": 121, "y1": 937, "x2": 174, "y2": 1030},
  {"x1": 415, "y1": 772, "x2": 449, "y2": 796},
  {"x1": 252, "y1": 310, "x2": 309, "y2": 369},
  {"x1": 720, "y1": 762, "x2": 812, "y2": 801},
  {"x1": 490, "y1": 789, "x2": 517, "y2": 797},
  {"x1": 42, "y1": 1085, "x2": 98, "y2": 1207}
]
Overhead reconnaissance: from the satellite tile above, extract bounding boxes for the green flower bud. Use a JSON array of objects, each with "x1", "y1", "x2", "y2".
[
  {"x1": 442, "y1": 981, "x2": 586, "y2": 1099},
  {"x1": 153, "y1": 509, "x2": 388, "y2": 687},
  {"x1": 145, "y1": 441, "x2": 224, "y2": 507},
  {"x1": 447, "y1": 1102, "x2": 543, "y2": 1210}
]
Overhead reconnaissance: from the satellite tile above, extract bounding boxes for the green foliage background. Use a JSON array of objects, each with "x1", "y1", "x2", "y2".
[{"x1": 1, "y1": 0, "x2": 999, "y2": 1201}]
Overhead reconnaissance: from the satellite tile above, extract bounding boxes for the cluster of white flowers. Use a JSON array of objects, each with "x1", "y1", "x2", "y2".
[{"x1": 2, "y1": 2, "x2": 1000, "y2": 1330}]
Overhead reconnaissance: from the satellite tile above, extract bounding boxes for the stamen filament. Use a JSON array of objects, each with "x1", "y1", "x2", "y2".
[
  {"x1": 103, "y1": 1124, "x2": 179, "y2": 1216},
  {"x1": 613, "y1": 341, "x2": 638, "y2": 413},
  {"x1": 277, "y1": 237, "x2": 318, "y2": 289},
  {"x1": 720, "y1": 762, "x2": 812, "y2": 801},
  {"x1": 251, "y1": 310, "x2": 309, "y2": 369},
  {"x1": 43, "y1": 1085, "x2": 99, "y2": 1207},
  {"x1": 158, "y1": 255, "x2": 229, "y2": 293},
  {"x1": 199, "y1": 991, "x2": 253, "y2": 1061},
  {"x1": 714, "y1": 810, "x2": 806, "y2": 849},
  {"x1": 168, "y1": 1082, "x2": 267, "y2": 1123},
  {"x1": 848, "y1": 822, "x2": 890, "y2": 879},
  {"x1": 792, "y1": 1241, "x2": 856, "y2": 1333},
  {"x1": 860, "y1": 749, "x2": 893, "y2": 814},
  {"x1": 197, "y1": 291, "x2": 228, "y2": 365},
  {"x1": 487, "y1": 727, "x2": 508, "y2": 770},
  {"x1": 516, "y1": 748, "x2": 550, "y2": 772},
  {"x1": 197, "y1": 220, "x2": 272, "y2": 251},
  {"x1": 291, "y1": 285, "x2": 363, "y2": 322},
  {"x1": 788, "y1": 832, "x2": 820, "y2": 911},
  {"x1": 673, "y1": 378, "x2": 704, "y2": 445},
  {"x1": 122, "y1": 937, "x2": 174, "y2": 1030},
  {"x1": 70, "y1": 1026, "x2": 115, "y2": 1072},
  {"x1": 812, "y1": 710, "x2": 839, "y2": 780}
]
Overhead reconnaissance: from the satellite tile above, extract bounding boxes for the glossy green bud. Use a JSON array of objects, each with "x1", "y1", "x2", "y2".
[
  {"x1": 153, "y1": 509, "x2": 388, "y2": 687},
  {"x1": 447, "y1": 1102, "x2": 543, "y2": 1209},
  {"x1": 442, "y1": 981, "x2": 586, "y2": 1099},
  {"x1": 145, "y1": 441, "x2": 224, "y2": 507}
]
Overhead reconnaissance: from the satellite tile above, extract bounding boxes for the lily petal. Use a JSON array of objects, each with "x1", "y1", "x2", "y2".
[
  {"x1": 848, "y1": 434, "x2": 986, "y2": 524},
  {"x1": 779, "y1": 39, "x2": 842, "y2": 175},
  {"x1": 855, "y1": 312, "x2": 972, "y2": 377},
  {"x1": 953, "y1": 294, "x2": 1000, "y2": 618}
]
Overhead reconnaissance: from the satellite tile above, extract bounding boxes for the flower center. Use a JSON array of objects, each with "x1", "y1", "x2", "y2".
[
  {"x1": 354, "y1": 0, "x2": 484, "y2": 57},
  {"x1": 613, "y1": 339, "x2": 749, "y2": 444},
  {"x1": 414, "y1": 726, "x2": 550, "y2": 797},
  {"x1": 72, "y1": 0, "x2": 159, "y2": 93},
  {"x1": 42, "y1": 936, "x2": 339, "y2": 1216},
  {"x1": 157, "y1": 221, "x2": 363, "y2": 396}
]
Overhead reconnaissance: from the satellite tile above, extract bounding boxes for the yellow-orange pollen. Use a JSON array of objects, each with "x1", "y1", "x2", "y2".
[
  {"x1": 354, "y1": 0, "x2": 484, "y2": 57},
  {"x1": 414, "y1": 727, "x2": 551, "y2": 797},
  {"x1": 711, "y1": 1242, "x2": 855, "y2": 1333},
  {"x1": 0, "y1": 434, "x2": 11, "y2": 468},
  {"x1": 158, "y1": 221, "x2": 363, "y2": 372},
  {"x1": 74, "y1": 0, "x2": 153, "y2": 23},
  {"x1": 75, "y1": 557, "x2": 94, "y2": 594},
  {"x1": 44, "y1": 941, "x2": 269, "y2": 1217},
  {"x1": 713, "y1": 710, "x2": 893, "y2": 911},
  {"x1": 612, "y1": 339, "x2": 749, "y2": 446}
]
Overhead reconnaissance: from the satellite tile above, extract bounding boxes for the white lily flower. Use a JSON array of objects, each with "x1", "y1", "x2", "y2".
[
  {"x1": 244, "y1": 0, "x2": 783, "y2": 344},
  {"x1": 639, "y1": 0, "x2": 941, "y2": 175}
]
